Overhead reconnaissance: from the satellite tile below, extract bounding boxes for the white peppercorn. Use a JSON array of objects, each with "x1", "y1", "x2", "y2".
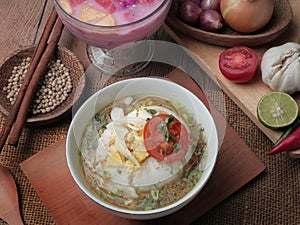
[{"x1": 4, "y1": 57, "x2": 73, "y2": 115}]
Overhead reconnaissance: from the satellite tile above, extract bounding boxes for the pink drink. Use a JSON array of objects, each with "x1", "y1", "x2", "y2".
[{"x1": 54, "y1": 0, "x2": 171, "y2": 49}]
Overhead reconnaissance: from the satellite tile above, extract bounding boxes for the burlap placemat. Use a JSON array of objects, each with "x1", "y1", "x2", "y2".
[{"x1": 0, "y1": 62, "x2": 299, "y2": 225}]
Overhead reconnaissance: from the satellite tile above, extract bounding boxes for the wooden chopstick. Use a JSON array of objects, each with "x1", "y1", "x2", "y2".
[
  {"x1": 0, "y1": 8, "x2": 62, "y2": 151},
  {"x1": 7, "y1": 15, "x2": 64, "y2": 147}
]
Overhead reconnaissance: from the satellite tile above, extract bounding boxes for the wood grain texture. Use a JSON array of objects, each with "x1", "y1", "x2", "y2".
[
  {"x1": 0, "y1": 1, "x2": 47, "y2": 63},
  {"x1": 164, "y1": 0, "x2": 300, "y2": 158},
  {"x1": 20, "y1": 69, "x2": 265, "y2": 225}
]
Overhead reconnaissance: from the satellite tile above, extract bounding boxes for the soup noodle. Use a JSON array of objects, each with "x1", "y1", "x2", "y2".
[{"x1": 80, "y1": 96, "x2": 207, "y2": 211}]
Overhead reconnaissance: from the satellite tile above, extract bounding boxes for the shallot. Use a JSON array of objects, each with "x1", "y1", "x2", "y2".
[
  {"x1": 178, "y1": 0, "x2": 201, "y2": 6},
  {"x1": 199, "y1": 9, "x2": 223, "y2": 32},
  {"x1": 177, "y1": 1, "x2": 202, "y2": 26},
  {"x1": 200, "y1": 0, "x2": 220, "y2": 11}
]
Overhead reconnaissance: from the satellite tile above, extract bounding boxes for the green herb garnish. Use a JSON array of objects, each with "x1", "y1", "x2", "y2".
[
  {"x1": 94, "y1": 113, "x2": 108, "y2": 128},
  {"x1": 145, "y1": 108, "x2": 157, "y2": 115},
  {"x1": 158, "y1": 115, "x2": 175, "y2": 142}
]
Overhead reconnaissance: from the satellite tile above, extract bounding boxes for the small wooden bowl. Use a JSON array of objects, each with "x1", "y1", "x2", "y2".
[
  {"x1": 0, "y1": 45, "x2": 85, "y2": 126},
  {"x1": 166, "y1": 0, "x2": 293, "y2": 47}
]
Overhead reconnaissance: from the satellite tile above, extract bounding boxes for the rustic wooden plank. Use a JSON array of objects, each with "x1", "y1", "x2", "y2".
[{"x1": 0, "y1": 1, "x2": 48, "y2": 63}]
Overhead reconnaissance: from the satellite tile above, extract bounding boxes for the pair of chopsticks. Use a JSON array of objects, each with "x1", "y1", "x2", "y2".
[{"x1": 0, "y1": 8, "x2": 64, "y2": 152}]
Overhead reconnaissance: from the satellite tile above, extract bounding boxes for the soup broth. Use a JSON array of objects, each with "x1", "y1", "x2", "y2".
[{"x1": 80, "y1": 95, "x2": 207, "y2": 210}]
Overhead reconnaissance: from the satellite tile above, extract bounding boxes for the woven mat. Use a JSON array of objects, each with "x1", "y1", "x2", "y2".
[{"x1": 0, "y1": 62, "x2": 299, "y2": 225}]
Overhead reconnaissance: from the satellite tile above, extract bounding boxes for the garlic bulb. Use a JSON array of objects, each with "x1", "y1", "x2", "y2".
[{"x1": 261, "y1": 42, "x2": 300, "y2": 94}]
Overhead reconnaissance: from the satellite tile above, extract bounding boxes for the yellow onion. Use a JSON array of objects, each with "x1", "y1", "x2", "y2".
[{"x1": 220, "y1": 0, "x2": 274, "y2": 33}]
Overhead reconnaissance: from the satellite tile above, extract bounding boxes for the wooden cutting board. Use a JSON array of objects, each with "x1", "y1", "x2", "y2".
[
  {"x1": 164, "y1": 0, "x2": 300, "y2": 158},
  {"x1": 20, "y1": 69, "x2": 265, "y2": 225}
]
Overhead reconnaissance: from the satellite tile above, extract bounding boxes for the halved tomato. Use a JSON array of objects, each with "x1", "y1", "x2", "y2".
[
  {"x1": 143, "y1": 114, "x2": 189, "y2": 164},
  {"x1": 219, "y1": 46, "x2": 258, "y2": 83}
]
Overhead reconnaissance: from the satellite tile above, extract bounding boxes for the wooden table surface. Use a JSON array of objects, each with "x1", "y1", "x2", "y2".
[{"x1": 0, "y1": 1, "x2": 299, "y2": 225}]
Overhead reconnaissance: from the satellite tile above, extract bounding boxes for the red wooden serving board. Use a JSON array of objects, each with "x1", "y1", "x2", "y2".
[{"x1": 20, "y1": 69, "x2": 265, "y2": 225}]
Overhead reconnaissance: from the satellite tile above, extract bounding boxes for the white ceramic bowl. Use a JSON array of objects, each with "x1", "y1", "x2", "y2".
[{"x1": 66, "y1": 77, "x2": 219, "y2": 220}]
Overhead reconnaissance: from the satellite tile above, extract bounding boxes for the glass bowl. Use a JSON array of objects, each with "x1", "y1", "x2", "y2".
[
  {"x1": 54, "y1": 0, "x2": 171, "y2": 49},
  {"x1": 54, "y1": 0, "x2": 172, "y2": 75}
]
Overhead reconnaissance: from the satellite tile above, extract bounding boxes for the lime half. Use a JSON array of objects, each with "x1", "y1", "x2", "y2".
[{"x1": 257, "y1": 92, "x2": 298, "y2": 129}]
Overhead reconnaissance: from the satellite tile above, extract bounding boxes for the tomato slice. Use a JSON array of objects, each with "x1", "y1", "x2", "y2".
[
  {"x1": 219, "y1": 46, "x2": 258, "y2": 83},
  {"x1": 143, "y1": 114, "x2": 189, "y2": 164}
]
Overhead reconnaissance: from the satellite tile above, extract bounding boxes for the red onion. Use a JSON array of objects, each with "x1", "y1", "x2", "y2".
[
  {"x1": 177, "y1": 1, "x2": 202, "y2": 26},
  {"x1": 200, "y1": 0, "x2": 220, "y2": 11},
  {"x1": 199, "y1": 10, "x2": 223, "y2": 32}
]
